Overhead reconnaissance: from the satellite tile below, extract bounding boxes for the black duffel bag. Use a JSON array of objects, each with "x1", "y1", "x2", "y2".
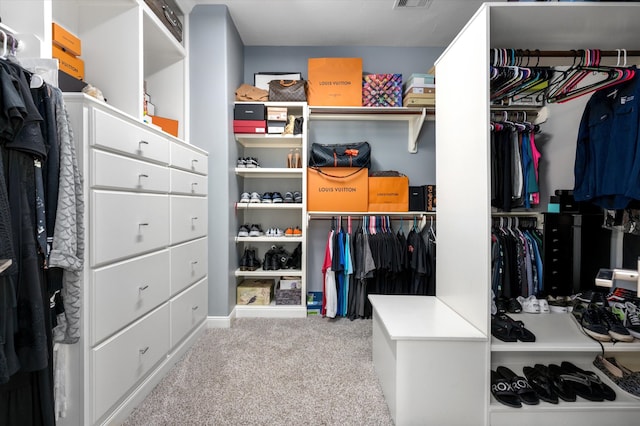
[{"x1": 309, "y1": 142, "x2": 371, "y2": 168}]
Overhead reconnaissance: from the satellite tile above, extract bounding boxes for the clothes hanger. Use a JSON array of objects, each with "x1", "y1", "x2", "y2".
[{"x1": 0, "y1": 30, "x2": 8, "y2": 60}]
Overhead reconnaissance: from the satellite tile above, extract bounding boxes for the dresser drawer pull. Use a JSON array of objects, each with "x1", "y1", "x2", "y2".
[
  {"x1": 139, "y1": 346, "x2": 149, "y2": 355},
  {"x1": 191, "y1": 182, "x2": 198, "y2": 191},
  {"x1": 139, "y1": 140, "x2": 149, "y2": 146},
  {"x1": 192, "y1": 305, "x2": 199, "y2": 311},
  {"x1": 139, "y1": 285, "x2": 149, "y2": 292},
  {"x1": 139, "y1": 222, "x2": 149, "y2": 228},
  {"x1": 190, "y1": 260, "x2": 198, "y2": 265},
  {"x1": 191, "y1": 217, "x2": 198, "y2": 222},
  {"x1": 139, "y1": 173, "x2": 148, "y2": 178}
]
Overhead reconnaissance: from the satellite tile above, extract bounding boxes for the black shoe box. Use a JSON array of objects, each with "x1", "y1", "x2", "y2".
[
  {"x1": 409, "y1": 186, "x2": 426, "y2": 211},
  {"x1": 234, "y1": 103, "x2": 266, "y2": 121}
]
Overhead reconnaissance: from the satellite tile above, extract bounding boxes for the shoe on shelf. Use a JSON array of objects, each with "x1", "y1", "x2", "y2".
[
  {"x1": 598, "y1": 306, "x2": 634, "y2": 342},
  {"x1": 237, "y1": 224, "x2": 250, "y2": 238},
  {"x1": 623, "y1": 301, "x2": 640, "y2": 339},
  {"x1": 249, "y1": 224, "x2": 263, "y2": 237},
  {"x1": 293, "y1": 191, "x2": 302, "y2": 203},
  {"x1": 239, "y1": 192, "x2": 251, "y2": 203},
  {"x1": 538, "y1": 298, "x2": 551, "y2": 314},
  {"x1": 547, "y1": 296, "x2": 568, "y2": 313},
  {"x1": 245, "y1": 157, "x2": 260, "y2": 168},
  {"x1": 261, "y1": 192, "x2": 272, "y2": 203},
  {"x1": 580, "y1": 305, "x2": 612, "y2": 342},
  {"x1": 249, "y1": 192, "x2": 261, "y2": 203},
  {"x1": 287, "y1": 149, "x2": 294, "y2": 168},
  {"x1": 517, "y1": 295, "x2": 539, "y2": 313},
  {"x1": 294, "y1": 148, "x2": 301, "y2": 168},
  {"x1": 236, "y1": 158, "x2": 247, "y2": 168},
  {"x1": 272, "y1": 192, "x2": 284, "y2": 203},
  {"x1": 576, "y1": 290, "x2": 608, "y2": 307},
  {"x1": 273, "y1": 227, "x2": 284, "y2": 237},
  {"x1": 506, "y1": 298, "x2": 522, "y2": 314},
  {"x1": 285, "y1": 227, "x2": 295, "y2": 237},
  {"x1": 293, "y1": 226, "x2": 302, "y2": 237},
  {"x1": 284, "y1": 191, "x2": 294, "y2": 203}
]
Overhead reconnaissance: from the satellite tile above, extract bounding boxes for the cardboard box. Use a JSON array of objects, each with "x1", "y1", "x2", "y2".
[
  {"x1": 368, "y1": 175, "x2": 409, "y2": 212},
  {"x1": 426, "y1": 184, "x2": 436, "y2": 212},
  {"x1": 233, "y1": 120, "x2": 266, "y2": 134},
  {"x1": 267, "y1": 107, "x2": 288, "y2": 121},
  {"x1": 52, "y1": 44, "x2": 84, "y2": 80},
  {"x1": 267, "y1": 120, "x2": 285, "y2": 134},
  {"x1": 52, "y1": 22, "x2": 81, "y2": 56},
  {"x1": 362, "y1": 74, "x2": 402, "y2": 107},
  {"x1": 279, "y1": 276, "x2": 301, "y2": 290},
  {"x1": 149, "y1": 115, "x2": 179, "y2": 137},
  {"x1": 307, "y1": 58, "x2": 363, "y2": 106},
  {"x1": 237, "y1": 279, "x2": 274, "y2": 305},
  {"x1": 234, "y1": 104, "x2": 266, "y2": 121},
  {"x1": 275, "y1": 288, "x2": 302, "y2": 305},
  {"x1": 307, "y1": 167, "x2": 368, "y2": 212}
]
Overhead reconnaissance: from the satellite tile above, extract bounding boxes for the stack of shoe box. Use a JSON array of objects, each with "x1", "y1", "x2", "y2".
[
  {"x1": 267, "y1": 106, "x2": 288, "y2": 134},
  {"x1": 233, "y1": 104, "x2": 266, "y2": 133},
  {"x1": 52, "y1": 22, "x2": 85, "y2": 91}
]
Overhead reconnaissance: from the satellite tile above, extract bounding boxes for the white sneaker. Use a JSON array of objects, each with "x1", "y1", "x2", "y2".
[
  {"x1": 538, "y1": 298, "x2": 551, "y2": 314},
  {"x1": 517, "y1": 295, "x2": 540, "y2": 313}
]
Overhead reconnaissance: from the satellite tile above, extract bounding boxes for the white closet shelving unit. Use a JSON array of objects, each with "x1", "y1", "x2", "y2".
[
  {"x1": 436, "y1": 3, "x2": 640, "y2": 425},
  {"x1": 0, "y1": 1, "x2": 207, "y2": 425},
  {"x1": 233, "y1": 102, "x2": 308, "y2": 318}
]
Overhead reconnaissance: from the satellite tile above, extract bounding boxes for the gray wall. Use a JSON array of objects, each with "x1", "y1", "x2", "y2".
[
  {"x1": 244, "y1": 46, "x2": 443, "y2": 292},
  {"x1": 190, "y1": 4, "x2": 244, "y2": 316}
]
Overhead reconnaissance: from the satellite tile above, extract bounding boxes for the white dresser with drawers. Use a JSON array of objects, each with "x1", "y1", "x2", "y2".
[{"x1": 63, "y1": 94, "x2": 208, "y2": 425}]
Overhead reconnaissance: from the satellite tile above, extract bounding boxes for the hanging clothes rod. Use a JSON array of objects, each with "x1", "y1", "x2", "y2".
[{"x1": 508, "y1": 49, "x2": 640, "y2": 58}]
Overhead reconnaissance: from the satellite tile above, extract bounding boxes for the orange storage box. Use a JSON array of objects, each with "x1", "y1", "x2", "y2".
[
  {"x1": 307, "y1": 167, "x2": 368, "y2": 212},
  {"x1": 368, "y1": 175, "x2": 409, "y2": 212},
  {"x1": 307, "y1": 58, "x2": 363, "y2": 106},
  {"x1": 52, "y1": 44, "x2": 84, "y2": 80},
  {"x1": 149, "y1": 115, "x2": 179, "y2": 137},
  {"x1": 52, "y1": 22, "x2": 82, "y2": 56}
]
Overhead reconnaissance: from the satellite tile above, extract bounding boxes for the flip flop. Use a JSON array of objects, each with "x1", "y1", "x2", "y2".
[
  {"x1": 495, "y1": 314, "x2": 536, "y2": 342},
  {"x1": 546, "y1": 364, "x2": 577, "y2": 402},
  {"x1": 491, "y1": 314, "x2": 517, "y2": 342},
  {"x1": 496, "y1": 366, "x2": 540, "y2": 405},
  {"x1": 522, "y1": 366, "x2": 559, "y2": 404},
  {"x1": 491, "y1": 370, "x2": 522, "y2": 408},
  {"x1": 560, "y1": 361, "x2": 615, "y2": 401}
]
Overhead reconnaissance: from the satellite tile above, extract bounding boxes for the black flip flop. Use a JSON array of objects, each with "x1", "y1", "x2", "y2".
[
  {"x1": 560, "y1": 361, "x2": 615, "y2": 401},
  {"x1": 491, "y1": 370, "x2": 522, "y2": 408},
  {"x1": 495, "y1": 314, "x2": 536, "y2": 342},
  {"x1": 522, "y1": 366, "x2": 559, "y2": 404},
  {"x1": 491, "y1": 314, "x2": 517, "y2": 342},
  {"x1": 546, "y1": 364, "x2": 577, "y2": 402},
  {"x1": 496, "y1": 366, "x2": 540, "y2": 405}
]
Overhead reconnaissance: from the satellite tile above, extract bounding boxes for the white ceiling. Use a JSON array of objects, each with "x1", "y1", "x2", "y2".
[{"x1": 181, "y1": 0, "x2": 507, "y2": 47}]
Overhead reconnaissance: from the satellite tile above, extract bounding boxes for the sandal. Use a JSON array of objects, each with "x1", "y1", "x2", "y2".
[
  {"x1": 491, "y1": 370, "x2": 522, "y2": 408},
  {"x1": 523, "y1": 365, "x2": 559, "y2": 404},
  {"x1": 494, "y1": 314, "x2": 536, "y2": 342},
  {"x1": 491, "y1": 314, "x2": 517, "y2": 342},
  {"x1": 561, "y1": 361, "x2": 615, "y2": 401},
  {"x1": 546, "y1": 364, "x2": 577, "y2": 402},
  {"x1": 496, "y1": 366, "x2": 539, "y2": 405}
]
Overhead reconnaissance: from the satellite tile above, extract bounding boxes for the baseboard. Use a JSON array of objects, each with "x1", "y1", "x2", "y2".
[
  {"x1": 207, "y1": 313, "x2": 233, "y2": 328},
  {"x1": 98, "y1": 321, "x2": 207, "y2": 425}
]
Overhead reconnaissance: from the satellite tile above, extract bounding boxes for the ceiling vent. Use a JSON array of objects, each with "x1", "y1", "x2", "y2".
[{"x1": 393, "y1": 0, "x2": 431, "y2": 9}]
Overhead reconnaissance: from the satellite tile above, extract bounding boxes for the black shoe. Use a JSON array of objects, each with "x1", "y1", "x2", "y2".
[
  {"x1": 263, "y1": 250, "x2": 273, "y2": 270},
  {"x1": 581, "y1": 304, "x2": 612, "y2": 342},
  {"x1": 598, "y1": 306, "x2": 634, "y2": 342},
  {"x1": 239, "y1": 248, "x2": 250, "y2": 271},
  {"x1": 249, "y1": 249, "x2": 261, "y2": 270},
  {"x1": 270, "y1": 249, "x2": 281, "y2": 270}
]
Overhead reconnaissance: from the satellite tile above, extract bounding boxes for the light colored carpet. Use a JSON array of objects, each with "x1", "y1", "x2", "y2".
[{"x1": 122, "y1": 317, "x2": 394, "y2": 426}]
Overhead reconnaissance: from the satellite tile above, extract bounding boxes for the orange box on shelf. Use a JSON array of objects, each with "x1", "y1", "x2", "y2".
[
  {"x1": 52, "y1": 44, "x2": 84, "y2": 80},
  {"x1": 368, "y1": 175, "x2": 409, "y2": 212},
  {"x1": 307, "y1": 57, "x2": 363, "y2": 106},
  {"x1": 307, "y1": 167, "x2": 368, "y2": 212},
  {"x1": 149, "y1": 115, "x2": 179, "y2": 137},
  {"x1": 52, "y1": 22, "x2": 82, "y2": 56}
]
